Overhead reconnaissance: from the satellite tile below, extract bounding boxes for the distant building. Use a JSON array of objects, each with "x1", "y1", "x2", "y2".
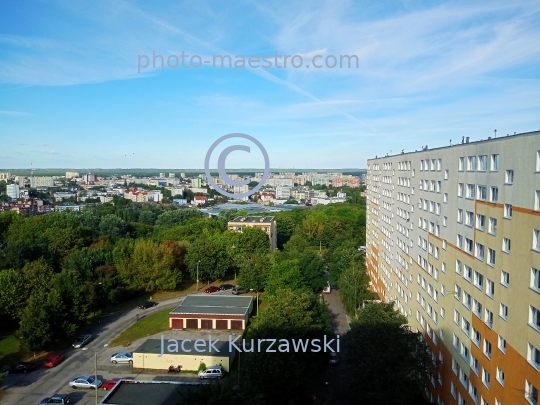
[
  {"x1": 55, "y1": 205, "x2": 85, "y2": 212},
  {"x1": 331, "y1": 177, "x2": 343, "y2": 187},
  {"x1": 191, "y1": 178, "x2": 202, "y2": 188},
  {"x1": 228, "y1": 216, "x2": 277, "y2": 250},
  {"x1": 168, "y1": 173, "x2": 175, "y2": 178},
  {"x1": 192, "y1": 195, "x2": 206, "y2": 205},
  {"x1": 347, "y1": 176, "x2": 360, "y2": 188},
  {"x1": 275, "y1": 186, "x2": 291, "y2": 200},
  {"x1": 0, "y1": 172, "x2": 10, "y2": 180},
  {"x1": 14, "y1": 176, "x2": 25, "y2": 186},
  {"x1": 180, "y1": 172, "x2": 186, "y2": 178},
  {"x1": 82, "y1": 173, "x2": 98, "y2": 184},
  {"x1": 6, "y1": 184, "x2": 20, "y2": 199},
  {"x1": 159, "y1": 173, "x2": 165, "y2": 178},
  {"x1": 190, "y1": 187, "x2": 207, "y2": 194},
  {"x1": 147, "y1": 190, "x2": 163, "y2": 202},
  {"x1": 65, "y1": 171, "x2": 79, "y2": 179},
  {"x1": 311, "y1": 196, "x2": 346, "y2": 205},
  {"x1": 124, "y1": 188, "x2": 149, "y2": 202},
  {"x1": 172, "y1": 198, "x2": 188, "y2": 205},
  {"x1": 53, "y1": 192, "x2": 76, "y2": 201},
  {"x1": 30, "y1": 176, "x2": 54, "y2": 188}
]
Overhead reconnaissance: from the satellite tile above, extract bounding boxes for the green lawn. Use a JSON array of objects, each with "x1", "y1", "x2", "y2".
[
  {"x1": 109, "y1": 306, "x2": 176, "y2": 347},
  {"x1": 0, "y1": 334, "x2": 21, "y2": 364}
]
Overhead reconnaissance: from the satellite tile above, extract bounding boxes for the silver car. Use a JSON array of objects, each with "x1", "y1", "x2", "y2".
[
  {"x1": 72, "y1": 334, "x2": 92, "y2": 348},
  {"x1": 198, "y1": 366, "x2": 223, "y2": 379},
  {"x1": 69, "y1": 375, "x2": 102, "y2": 389},
  {"x1": 110, "y1": 352, "x2": 133, "y2": 364}
]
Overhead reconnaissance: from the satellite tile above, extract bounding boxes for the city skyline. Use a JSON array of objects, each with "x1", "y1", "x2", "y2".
[{"x1": 2, "y1": 1, "x2": 539, "y2": 168}]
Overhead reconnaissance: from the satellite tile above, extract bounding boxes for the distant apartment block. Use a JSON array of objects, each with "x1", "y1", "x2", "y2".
[
  {"x1": 82, "y1": 173, "x2": 98, "y2": 184},
  {"x1": 65, "y1": 171, "x2": 80, "y2": 179},
  {"x1": 347, "y1": 176, "x2": 360, "y2": 188},
  {"x1": 366, "y1": 130, "x2": 540, "y2": 405},
  {"x1": 331, "y1": 177, "x2": 343, "y2": 187},
  {"x1": 6, "y1": 184, "x2": 20, "y2": 199},
  {"x1": 275, "y1": 186, "x2": 291, "y2": 200},
  {"x1": 30, "y1": 176, "x2": 54, "y2": 188},
  {"x1": 192, "y1": 196, "x2": 206, "y2": 206},
  {"x1": 124, "y1": 188, "x2": 149, "y2": 202},
  {"x1": 14, "y1": 176, "x2": 25, "y2": 185},
  {"x1": 0, "y1": 172, "x2": 10, "y2": 180},
  {"x1": 228, "y1": 216, "x2": 277, "y2": 250},
  {"x1": 168, "y1": 173, "x2": 175, "y2": 178},
  {"x1": 191, "y1": 178, "x2": 202, "y2": 188}
]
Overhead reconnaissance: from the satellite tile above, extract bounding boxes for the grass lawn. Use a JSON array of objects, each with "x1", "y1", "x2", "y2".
[
  {"x1": 0, "y1": 334, "x2": 21, "y2": 365},
  {"x1": 109, "y1": 306, "x2": 176, "y2": 347}
]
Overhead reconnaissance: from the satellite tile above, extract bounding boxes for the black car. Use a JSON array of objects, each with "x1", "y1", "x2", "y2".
[
  {"x1": 138, "y1": 301, "x2": 157, "y2": 309},
  {"x1": 8, "y1": 362, "x2": 36, "y2": 374},
  {"x1": 219, "y1": 283, "x2": 234, "y2": 291}
]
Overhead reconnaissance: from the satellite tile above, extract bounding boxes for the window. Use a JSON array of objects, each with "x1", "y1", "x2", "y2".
[
  {"x1": 463, "y1": 291, "x2": 472, "y2": 309},
  {"x1": 453, "y1": 333, "x2": 460, "y2": 349},
  {"x1": 466, "y1": 211, "x2": 474, "y2": 226},
  {"x1": 462, "y1": 318, "x2": 471, "y2": 336},
  {"x1": 477, "y1": 185, "x2": 487, "y2": 200},
  {"x1": 501, "y1": 270, "x2": 509, "y2": 287},
  {"x1": 431, "y1": 159, "x2": 436, "y2": 171},
  {"x1": 467, "y1": 184, "x2": 476, "y2": 199},
  {"x1": 534, "y1": 229, "x2": 540, "y2": 251},
  {"x1": 532, "y1": 268, "x2": 540, "y2": 292},
  {"x1": 456, "y1": 260, "x2": 462, "y2": 275},
  {"x1": 443, "y1": 216, "x2": 447, "y2": 227},
  {"x1": 475, "y1": 243, "x2": 485, "y2": 260},
  {"x1": 488, "y1": 248, "x2": 496, "y2": 266},
  {"x1": 445, "y1": 169, "x2": 449, "y2": 180},
  {"x1": 474, "y1": 271, "x2": 484, "y2": 290},
  {"x1": 464, "y1": 265, "x2": 472, "y2": 281},
  {"x1": 444, "y1": 192, "x2": 448, "y2": 203},
  {"x1": 527, "y1": 344, "x2": 540, "y2": 370},
  {"x1": 486, "y1": 279, "x2": 495, "y2": 298},
  {"x1": 496, "y1": 368, "x2": 504, "y2": 386},
  {"x1": 484, "y1": 339, "x2": 492, "y2": 358},
  {"x1": 455, "y1": 284, "x2": 462, "y2": 299},
  {"x1": 537, "y1": 151, "x2": 540, "y2": 171},
  {"x1": 468, "y1": 156, "x2": 477, "y2": 171},
  {"x1": 457, "y1": 234, "x2": 463, "y2": 249},
  {"x1": 473, "y1": 300, "x2": 483, "y2": 319},
  {"x1": 454, "y1": 309, "x2": 461, "y2": 325},
  {"x1": 499, "y1": 303, "x2": 508, "y2": 320},
  {"x1": 465, "y1": 238, "x2": 473, "y2": 253},
  {"x1": 459, "y1": 369, "x2": 468, "y2": 388},
  {"x1": 491, "y1": 154, "x2": 499, "y2": 171},
  {"x1": 490, "y1": 186, "x2": 498, "y2": 203},
  {"x1": 459, "y1": 157, "x2": 465, "y2": 171},
  {"x1": 461, "y1": 342, "x2": 470, "y2": 361},
  {"x1": 504, "y1": 204, "x2": 512, "y2": 218},
  {"x1": 472, "y1": 327, "x2": 481, "y2": 346},
  {"x1": 505, "y1": 170, "x2": 514, "y2": 184},
  {"x1": 471, "y1": 355, "x2": 479, "y2": 374},
  {"x1": 502, "y1": 238, "x2": 511, "y2": 253},
  {"x1": 498, "y1": 336, "x2": 506, "y2": 353},
  {"x1": 451, "y1": 381, "x2": 457, "y2": 399},
  {"x1": 458, "y1": 183, "x2": 464, "y2": 197},
  {"x1": 529, "y1": 306, "x2": 540, "y2": 331},
  {"x1": 489, "y1": 217, "x2": 497, "y2": 235},
  {"x1": 478, "y1": 155, "x2": 487, "y2": 171},
  {"x1": 482, "y1": 368, "x2": 491, "y2": 388},
  {"x1": 485, "y1": 308, "x2": 494, "y2": 328},
  {"x1": 457, "y1": 209, "x2": 464, "y2": 223},
  {"x1": 476, "y1": 214, "x2": 485, "y2": 231},
  {"x1": 536, "y1": 190, "x2": 540, "y2": 211},
  {"x1": 470, "y1": 382, "x2": 478, "y2": 403},
  {"x1": 525, "y1": 381, "x2": 538, "y2": 405}
]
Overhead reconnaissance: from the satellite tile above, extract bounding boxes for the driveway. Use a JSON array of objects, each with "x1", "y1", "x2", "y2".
[{"x1": 323, "y1": 289, "x2": 350, "y2": 336}]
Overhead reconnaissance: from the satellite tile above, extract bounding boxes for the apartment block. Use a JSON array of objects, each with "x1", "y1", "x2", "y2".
[
  {"x1": 228, "y1": 216, "x2": 277, "y2": 251},
  {"x1": 366, "y1": 131, "x2": 540, "y2": 405},
  {"x1": 30, "y1": 176, "x2": 54, "y2": 188}
]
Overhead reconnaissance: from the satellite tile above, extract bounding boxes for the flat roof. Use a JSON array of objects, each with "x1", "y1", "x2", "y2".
[
  {"x1": 229, "y1": 216, "x2": 275, "y2": 223},
  {"x1": 134, "y1": 338, "x2": 234, "y2": 355},
  {"x1": 100, "y1": 380, "x2": 200, "y2": 405},
  {"x1": 170, "y1": 294, "x2": 253, "y2": 316}
]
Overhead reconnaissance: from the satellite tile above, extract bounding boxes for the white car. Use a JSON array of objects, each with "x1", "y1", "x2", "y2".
[
  {"x1": 69, "y1": 375, "x2": 102, "y2": 389},
  {"x1": 110, "y1": 352, "x2": 133, "y2": 364},
  {"x1": 72, "y1": 334, "x2": 92, "y2": 349}
]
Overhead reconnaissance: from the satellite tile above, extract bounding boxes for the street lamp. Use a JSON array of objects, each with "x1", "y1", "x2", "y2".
[
  {"x1": 250, "y1": 289, "x2": 259, "y2": 316},
  {"x1": 196, "y1": 260, "x2": 200, "y2": 291},
  {"x1": 83, "y1": 343, "x2": 108, "y2": 405}
]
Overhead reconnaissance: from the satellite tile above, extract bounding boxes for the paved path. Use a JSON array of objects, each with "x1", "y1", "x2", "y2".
[{"x1": 323, "y1": 289, "x2": 350, "y2": 336}]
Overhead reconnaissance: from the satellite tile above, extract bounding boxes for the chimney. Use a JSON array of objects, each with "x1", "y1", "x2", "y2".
[{"x1": 466, "y1": 137, "x2": 470, "y2": 143}]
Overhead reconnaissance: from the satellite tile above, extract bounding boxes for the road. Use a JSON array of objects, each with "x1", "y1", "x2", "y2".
[{"x1": 1, "y1": 295, "x2": 194, "y2": 405}]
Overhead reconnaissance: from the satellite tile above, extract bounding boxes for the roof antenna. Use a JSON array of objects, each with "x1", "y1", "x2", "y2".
[
  {"x1": 494, "y1": 129, "x2": 497, "y2": 138},
  {"x1": 461, "y1": 136, "x2": 464, "y2": 144},
  {"x1": 450, "y1": 139, "x2": 452, "y2": 146}
]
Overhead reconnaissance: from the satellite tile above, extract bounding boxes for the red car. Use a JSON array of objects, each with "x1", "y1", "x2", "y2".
[
  {"x1": 43, "y1": 354, "x2": 65, "y2": 368},
  {"x1": 102, "y1": 377, "x2": 121, "y2": 391},
  {"x1": 205, "y1": 286, "x2": 219, "y2": 293}
]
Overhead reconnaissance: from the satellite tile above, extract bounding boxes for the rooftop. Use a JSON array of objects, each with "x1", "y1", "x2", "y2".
[
  {"x1": 170, "y1": 294, "x2": 253, "y2": 316},
  {"x1": 100, "y1": 380, "x2": 200, "y2": 405},
  {"x1": 229, "y1": 216, "x2": 275, "y2": 224}
]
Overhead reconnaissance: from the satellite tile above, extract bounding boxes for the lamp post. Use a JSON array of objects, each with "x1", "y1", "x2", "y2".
[
  {"x1": 196, "y1": 260, "x2": 200, "y2": 291},
  {"x1": 84, "y1": 344, "x2": 108, "y2": 405},
  {"x1": 250, "y1": 289, "x2": 259, "y2": 316}
]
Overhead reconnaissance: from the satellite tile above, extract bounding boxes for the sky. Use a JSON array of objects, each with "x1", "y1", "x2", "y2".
[{"x1": 1, "y1": 0, "x2": 539, "y2": 169}]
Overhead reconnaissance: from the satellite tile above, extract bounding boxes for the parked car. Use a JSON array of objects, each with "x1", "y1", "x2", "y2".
[
  {"x1": 39, "y1": 394, "x2": 72, "y2": 404},
  {"x1": 329, "y1": 352, "x2": 339, "y2": 365},
  {"x1": 198, "y1": 365, "x2": 223, "y2": 379},
  {"x1": 102, "y1": 377, "x2": 121, "y2": 391},
  {"x1": 205, "y1": 286, "x2": 219, "y2": 293},
  {"x1": 69, "y1": 375, "x2": 102, "y2": 389},
  {"x1": 72, "y1": 334, "x2": 92, "y2": 348},
  {"x1": 232, "y1": 286, "x2": 246, "y2": 295},
  {"x1": 43, "y1": 354, "x2": 65, "y2": 368},
  {"x1": 110, "y1": 352, "x2": 133, "y2": 364},
  {"x1": 219, "y1": 283, "x2": 234, "y2": 291},
  {"x1": 7, "y1": 362, "x2": 36, "y2": 374},
  {"x1": 138, "y1": 301, "x2": 157, "y2": 309}
]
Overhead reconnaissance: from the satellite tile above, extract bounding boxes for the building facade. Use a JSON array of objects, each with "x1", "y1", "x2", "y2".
[
  {"x1": 366, "y1": 131, "x2": 540, "y2": 405},
  {"x1": 30, "y1": 176, "x2": 54, "y2": 188},
  {"x1": 6, "y1": 184, "x2": 20, "y2": 199},
  {"x1": 228, "y1": 216, "x2": 277, "y2": 250}
]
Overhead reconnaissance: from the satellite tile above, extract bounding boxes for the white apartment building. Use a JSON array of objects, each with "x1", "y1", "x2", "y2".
[
  {"x1": 366, "y1": 131, "x2": 540, "y2": 405},
  {"x1": 30, "y1": 176, "x2": 54, "y2": 188},
  {"x1": 6, "y1": 184, "x2": 20, "y2": 199},
  {"x1": 275, "y1": 186, "x2": 291, "y2": 200},
  {"x1": 65, "y1": 171, "x2": 80, "y2": 179}
]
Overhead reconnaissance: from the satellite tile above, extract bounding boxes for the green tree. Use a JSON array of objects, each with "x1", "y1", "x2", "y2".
[
  {"x1": 338, "y1": 261, "x2": 371, "y2": 319},
  {"x1": 99, "y1": 214, "x2": 129, "y2": 242},
  {"x1": 185, "y1": 235, "x2": 231, "y2": 283},
  {"x1": 138, "y1": 210, "x2": 157, "y2": 225},
  {"x1": 0, "y1": 269, "x2": 27, "y2": 318},
  {"x1": 265, "y1": 258, "x2": 306, "y2": 295},
  {"x1": 155, "y1": 209, "x2": 202, "y2": 228},
  {"x1": 237, "y1": 253, "x2": 271, "y2": 291},
  {"x1": 343, "y1": 303, "x2": 434, "y2": 405}
]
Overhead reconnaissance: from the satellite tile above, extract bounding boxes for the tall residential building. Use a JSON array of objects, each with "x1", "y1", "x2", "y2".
[
  {"x1": 275, "y1": 186, "x2": 291, "y2": 200},
  {"x1": 366, "y1": 131, "x2": 540, "y2": 405},
  {"x1": 65, "y1": 171, "x2": 80, "y2": 179},
  {"x1": 30, "y1": 176, "x2": 54, "y2": 188},
  {"x1": 191, "y1": 178, "x2": 202, "y2": 188},
  {"x1": 6, "y1": 184, "x2": 20, "y2": 199},
  {"x1": 0, "y1": 172, "x2": 10, "y2": 180}
]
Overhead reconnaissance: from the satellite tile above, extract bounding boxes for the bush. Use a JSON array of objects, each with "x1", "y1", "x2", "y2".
[{"x1": 197, "y1": 362, "x2": 207, "y2": 373}]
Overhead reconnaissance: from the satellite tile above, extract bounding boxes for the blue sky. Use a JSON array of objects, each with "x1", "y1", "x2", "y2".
[{"x1": 1, "y1": 0, "x2": 539, "y2": 169}]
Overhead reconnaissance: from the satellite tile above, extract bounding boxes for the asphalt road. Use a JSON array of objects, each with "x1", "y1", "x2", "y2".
[{"x1": 1, "y1": 295, "x2": 193, "y2": 405}]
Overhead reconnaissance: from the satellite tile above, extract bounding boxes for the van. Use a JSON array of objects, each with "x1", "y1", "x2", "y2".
[
  {"x1": 322, "y1": 282, "x2": 331, "y2": 294},
  {"x1": 198, "y1": 365, "x2": 224, "y2": 379}
]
